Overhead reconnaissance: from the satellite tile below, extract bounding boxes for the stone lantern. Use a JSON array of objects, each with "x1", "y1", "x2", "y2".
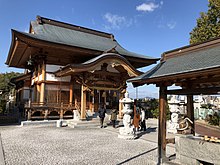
[{"x1": 118, "y1": 91, "x2": 136, "y2": 139}]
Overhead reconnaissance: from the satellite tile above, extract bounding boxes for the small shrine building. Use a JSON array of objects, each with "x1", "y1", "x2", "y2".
[
  {"x1": 6, "y1": 16, "x2": 158, "y2": 120},
  {"x1": 128, "y1": 37, "x2": 220, "y2": 164}
]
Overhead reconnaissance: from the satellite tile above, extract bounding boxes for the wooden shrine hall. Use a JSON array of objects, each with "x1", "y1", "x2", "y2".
[
  {"x1": 128, "y1": 37, "x2": 220, "y2": 164},
  {"x1": 5, "y1": 16, "x2": 158, "y2": 120}
]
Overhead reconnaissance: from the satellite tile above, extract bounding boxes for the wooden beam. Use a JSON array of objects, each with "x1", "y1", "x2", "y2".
[
  {"x1": 158, "y1": 85, "x2": 167, "y2": 163},
  {"x1": 187, "y1": 76, "x2": 220, "y2": 86},
  {"x1": 166, "y1": 87, "x2": 220, "y2": 95}
]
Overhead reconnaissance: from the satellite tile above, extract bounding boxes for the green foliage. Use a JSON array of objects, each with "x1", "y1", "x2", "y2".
[
  {"x1": 151, "y1": 105, "x2": 170, "y2": 120},
  {"x1": 0, "y1": 72, "x2": 23, "y2": 113},
  {"x1": 0, "y1": 100, "x2": 6, "y2": 114},
  {"x1": 147, "y1": 98, "x2": 170, "y2": 120},
  {"x1": 207, "y1": 112, "x2": 220, "y2": 126},
  {"x1": 190, "y1": 0, "x2": 220, "y2": 44},
  {"x1": 200, "y1": 103, "x2": 213, "y2": 109},
  {"x1": 152, "y1": 108, "x2": 159, "y2": 118}
]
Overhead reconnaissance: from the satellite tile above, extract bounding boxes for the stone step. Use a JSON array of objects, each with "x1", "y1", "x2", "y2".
[
  {"x1": 21, "y1": 120, "x2": 57, "y2": 126},
  {"x1": 66, "y1": 118, "x2": 117, "y2": 128},
  {"x1": 66, "y1": 118, "x2": 98, "y2": 127}
]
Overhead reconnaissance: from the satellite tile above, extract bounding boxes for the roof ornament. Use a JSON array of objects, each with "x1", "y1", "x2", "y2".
[
  {"x1": 36, "y1": 15, "x2": 43, "y2": 24},
  {"x1": 104, "y1": 45, "x2": 118, "y2": 54}
]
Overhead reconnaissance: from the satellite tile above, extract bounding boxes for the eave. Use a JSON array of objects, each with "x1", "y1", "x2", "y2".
[
  {"x1": 131, "y1": 67, "x2": 220, "y2": 88},
  {"x1": 54, "y1": 53, "x2": 143, "y2": 77},
  {"x1": 6, "y1": 29, "x2": 159, "y2": 69}
]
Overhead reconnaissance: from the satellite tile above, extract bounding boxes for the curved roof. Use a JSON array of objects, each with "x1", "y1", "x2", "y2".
[
  {"x1": 29, "y1": 16, "x2": 156, "y2": 60},
  {"x1": 55, "y1": 53, "x2": 143, "y2": 77},
  {"x1": 128, "y1": 37, "x2": 220, "y2": 87},
  {"x1": 6, "y1": 16, "x2": 159, "y2": 69}
]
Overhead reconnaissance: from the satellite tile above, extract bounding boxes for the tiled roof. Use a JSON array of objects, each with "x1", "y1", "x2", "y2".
[
  {"x1": 128, "y1": 45, "x2": 220, "y2": 82},
  {"x1": 26, "y1": 16, "x2": 157, "y2": 60}
]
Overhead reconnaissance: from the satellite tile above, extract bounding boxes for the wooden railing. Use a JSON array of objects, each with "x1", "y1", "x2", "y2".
[{"x1": 25, "y1": 102, "x2": 76, "y2": 109}]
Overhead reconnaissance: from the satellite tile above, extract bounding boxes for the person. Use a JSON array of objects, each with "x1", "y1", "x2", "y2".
[
  {"x1": 140, "y1": 107, "x2": 147, "y2": 131},
  {"x1": 98, "y1": 104, "x2": 106, "y2": 128},
  {"x1": 110, "y1": 107, "x2": 118, "y2": 128},
  {"x1": 133, "y1": 105, "x2": 140, "y2": 133}
]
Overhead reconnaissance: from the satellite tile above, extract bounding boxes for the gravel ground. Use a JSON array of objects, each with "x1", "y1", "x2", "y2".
[{"x1": 0, "y1": 125, "x2": 174, "y2": 165}]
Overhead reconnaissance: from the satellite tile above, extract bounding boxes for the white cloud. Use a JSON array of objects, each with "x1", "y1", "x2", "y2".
[
  {"x1": 157, "y1": 15, "x2": 177, "y2": 30},
  {"x1": 103, "y1": 13, "x2": 132, "y2": 31},
  {"x1": 167, "y1": 21, "x2": 176, "y2": 29},
  {"x1": 127, "y1": 83, "x2": 159, "y2": 99},
  {"x1": 136, "y1": 1, "x2": 163, "y2": 12}
]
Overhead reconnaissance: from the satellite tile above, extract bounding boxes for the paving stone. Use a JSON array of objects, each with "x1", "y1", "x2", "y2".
[{"x1": 0, "y1": 123, "x2": 175, "y2": 165}]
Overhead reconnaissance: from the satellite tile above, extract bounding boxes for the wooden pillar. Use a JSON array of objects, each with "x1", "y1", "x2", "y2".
[
  {"x1": 40, "y1": 83, "x2": 45, "y2": 104},
  {"x1": 37, "y1": 84, "x2": 40, "y2": 103},
  {"x1": 60, "y1": 109, "x2": 64, "y2": 119},
  {"x1": 158, "y1": 85, "x2": 167, "y2": 163},
  {"x1": 94, "y1": 90, "x2": 99, "y2": 112},
  {"x1": 91, "y1": 94, "x2": 94, "y2": 112},
  {"x1": 36, "y1": 64, "x2": 40, "y2": 103},
  {"x1": 80, "y1": 85, "x2": 86, "y2": 120},
  {"x1": 69, "y1": 84, "x2": 73, "y2": 105},
  {"x1": 40, "y1": 60, "x2": 46, "y2": 105},
  {"x1": 118, "y1": 92, "x2": 124, "y2": 119},
  {"x1": 187, "y1": 94, "x2": 195, "y2": 135}
]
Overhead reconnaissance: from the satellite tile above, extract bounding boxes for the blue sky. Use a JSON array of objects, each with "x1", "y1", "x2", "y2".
[{"x1": 0, "y1": 0, "x2": 209, "y2": 98}]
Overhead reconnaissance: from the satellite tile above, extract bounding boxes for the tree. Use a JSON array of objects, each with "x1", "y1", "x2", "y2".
[
  {"x1": 190, "y1": 0, "x2": 220, "y2": 44},
  {"x1": 0, "y1": 72, "x2": 23, "y2": 113},
  {"x1": 145, "y1": 98, "x2": 170, "y2": 120}
]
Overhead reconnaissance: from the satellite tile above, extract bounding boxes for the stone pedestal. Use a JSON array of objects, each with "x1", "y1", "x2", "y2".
[
  {"x1": 118, "y1": 114, "x2": 135, "y2": 139},
  {"x1": 56, "y1": 119, "x2": 63, "y2": 127},
  {"x1": 73, "y1": 110, "x2": 80, "y2": 121}
]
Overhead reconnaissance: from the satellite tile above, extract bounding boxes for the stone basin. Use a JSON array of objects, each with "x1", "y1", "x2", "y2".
[{"x1": 175, "y1": 134, "x2": 220, "y2": 165}]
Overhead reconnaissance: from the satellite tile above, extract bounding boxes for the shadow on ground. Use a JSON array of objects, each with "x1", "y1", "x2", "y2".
[{"x1": 116, "y1": 147, "x2": 158, "y2": 165}]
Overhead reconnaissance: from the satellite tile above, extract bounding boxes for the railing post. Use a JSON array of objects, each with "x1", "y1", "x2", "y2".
[
  {"x1": 44, "y1": 109, "x2": 48, "y2": 120},
  {"x1": 27, "y1": 109, "x2": 31, "y2": 121},
  {"x1": 60, "y1": 103, "x2": 64, "y2": 119}
]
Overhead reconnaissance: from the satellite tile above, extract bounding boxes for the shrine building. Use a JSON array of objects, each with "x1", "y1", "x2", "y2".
[{"x1": 6, "y1": 16, "x2": 158, "y2": 120}]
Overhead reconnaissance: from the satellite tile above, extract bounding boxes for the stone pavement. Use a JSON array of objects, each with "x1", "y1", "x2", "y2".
[
  {"x1": 0, "y1": 119, "x2": 176, "y2": 165},
  {"x1": 0, "y1": 133, "x2": 5, "y2": 165}
]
